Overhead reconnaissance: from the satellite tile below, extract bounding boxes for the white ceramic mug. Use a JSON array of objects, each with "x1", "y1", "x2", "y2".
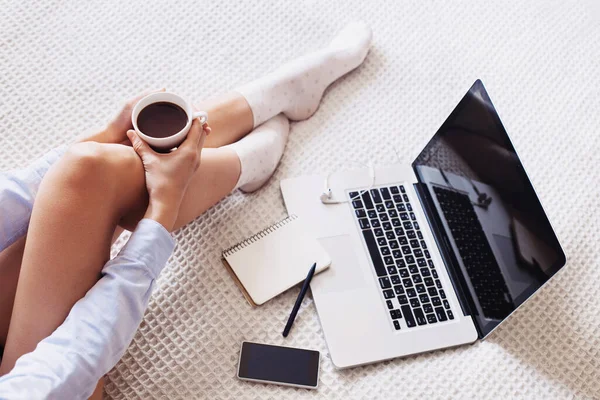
[{"x1": 131, "y1": 92, "x2": 208, "y2": 151}]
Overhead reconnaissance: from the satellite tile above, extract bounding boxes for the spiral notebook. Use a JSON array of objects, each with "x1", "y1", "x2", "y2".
[{"x1": 222, "y1": 215, "x2": 331, "y2": 306}]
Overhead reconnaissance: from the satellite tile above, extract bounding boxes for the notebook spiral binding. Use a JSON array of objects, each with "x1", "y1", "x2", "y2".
[{"x1": 222, "y1": 214, "x2": 299, "y2": 258}]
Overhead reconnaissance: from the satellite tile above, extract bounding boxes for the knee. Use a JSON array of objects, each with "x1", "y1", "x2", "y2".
[{"x1": 54, "y1": 142, "x2": 143, "y2": 198}]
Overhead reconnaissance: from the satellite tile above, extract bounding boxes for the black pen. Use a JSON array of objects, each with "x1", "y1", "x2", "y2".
[{"x1": 282, "y1": 263, "x2": 317, "y2": 337}]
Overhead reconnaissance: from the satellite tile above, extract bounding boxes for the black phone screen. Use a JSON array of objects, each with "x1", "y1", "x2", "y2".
[{"x1": 238, "y1": 342, "x2": 320, "y2": 388}]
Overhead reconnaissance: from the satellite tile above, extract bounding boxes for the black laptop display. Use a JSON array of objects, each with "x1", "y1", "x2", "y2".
[{"x1": 413, "y1": 80, "x2": 566, "y2": 337}]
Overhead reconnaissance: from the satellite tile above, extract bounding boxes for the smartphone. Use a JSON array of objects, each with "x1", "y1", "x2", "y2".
[{"x1": 237, "y1": 341, "x2": 320, "y2": 389}]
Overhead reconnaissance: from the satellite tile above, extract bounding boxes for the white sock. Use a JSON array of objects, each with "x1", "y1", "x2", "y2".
[
  {"x1": 237, "y1": 21, "x2": 372, "y2": 127},
  {"x1": 224, "y1": 114, "x2": 290, "y2": 192}
]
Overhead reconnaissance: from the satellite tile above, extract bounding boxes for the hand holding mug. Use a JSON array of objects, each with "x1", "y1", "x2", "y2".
[{"x1": 126, "y1": 118, "x2": 207, "y2": 231}]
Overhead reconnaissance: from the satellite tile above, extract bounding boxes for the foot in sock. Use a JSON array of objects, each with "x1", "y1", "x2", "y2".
[
  {"x1": 224, "y1": 114, "x2": 289, "y2": 193},
  {"x1": 237, "y1": 21, "x2": 373, "y2": 127}
]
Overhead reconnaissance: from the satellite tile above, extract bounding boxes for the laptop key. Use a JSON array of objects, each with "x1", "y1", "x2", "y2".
[
  {"x1": 393, "y1": 194, "x2": 403, "y2": 203},
  {"x1": 400, "y1": 213, "x2": 409, "y2": 221},
  {"x1": 396, "y1": 203, "x2": 406, "y2": 211},
  {"x1": 416, "y1": 284, "x2": 426, "y2": 294},
  {"x1": 413, "y1": 308, "x2": 427, "y2": 326},
  {"x1": 403, "y1": 221, "x2": 413, "y2": 230},
  {"x1": 379, "y1": 277, "x2": 391, "y2": 289},
  {"x1": 392, "y1": 250, "x2": 402, "y2": 259},
  {"x1": 401, "y1": 305, "x2": 416, "y2": 327},
  {"x1": 421, "y1": 240, "x2": 427, "y2": 249},
  {"x1": 406, "y1": 288, "x2": 417, "y2": 298},
  {"x1": 371, "y1": 219, "x2": 381, "y2": 228},
  {"x1": 410, "y1": 212, "x2": 416, "y2": 220},
  {"x1": 400, "y1": 185, "x2": 406, "y2": 193},
  {"x1": 392, "y1": 218, "x2": 402, "y2": 227},
  {"x1": 436, "y1": 279, "x2": 443, "y2": 289},
  {"x1": 439, "y1": 289, "x2": 446, "y2": 299},
  {"x1": 425, "y1": 250, "x2": 431, "y2": 259},
  {"x1": 424, "y1": 277, "x2": 434, "y2": 286},
  {"x1": 402, "y1": 245, "x2": 411, "y2": 255},
  {"x1": 435, "y1": 307, "x2": 448, "y2": 322},
  {"x1": 381, "y1": 247, "x2": 390, "y2": 256},
  {"x1": 385, "y1": 200, "x2": 394, "y2": 209},
  {"x1": 361, "y1": 191, "x2": 374, "y2": 209},
  {"x1": 417, "y1": 231, "x2": 423, "y2": 239},
  {"x1": 423, "y1": 303, "x2": 434, "y2": 313},
  {"x1": 407, "y1": 230, "x2": 416, "y2": 239},
  {"x1": 447, "y1": 310, "x2": 454, "y2": 320},
  {"x1": 395, "y1": 228, "x2": 405, "y2": 237},
  {"x1": 419, "y1": 294, "x2": 429, "y2": 304},
  {"x1": 396, "y1": 259, "x2": 406, "y2": 268},
  {"x1": 383, "y1": 289, "x2": 395, "y2": 299},
  {"x1": 443, "y1": 300, "x2": 450, "y2": 310},
  {"x1": 389, "y1": 240, "x2": 399, "y2": 249},
  {"x1": 381, "y1": 187, "x2": 391, "y2": 200},
  {"x1": 349, "y1": 191, "x2": 359, "y2": 199},
  {"x1": 409, "y1": 265, "x2": 419, "y2": 274},
  {"x1": 361, "y1": 229, "x2": 387, "y2": 277},
  {"x1": 370, "y1": 189, "x2": 382, "y2": 203},
  {"x1": 399, "y1": 268, "x2": 409, "y2": 278},
  {"x1": 421, "y1": 268, "x2": 431, "y2": 277},
  {"x1": 427, "y1": 314, "x2": 437, "y2": 324},
  {"x1": 402, "y1": 278, "x2": 413, "y2": 287},
  {"x1": 388, "y1": 209, "x2": 398, "y2": 218},
  {"x1": 394, "y1": 285, "x2": 405, "y2": 295},
  {"x1": 414, "y1": 222, "x2": 420, "y2": 230},
  {"x1": 386, "y1": 300, "x2": 394, "y2": 309},
  {"x1": 414, "y1": 249, "x2": 423, "y2": 258},
  {"x1": 383, "y1": 222, "x2": 392, "y2": 231},
  {"x1": 390, "y1": 186, "x2": 400, "y2": 194},
  {"x1": 410, "y1": 298, "x2": 420, "y2": 308},
  {"x1": 399, "y1": 236, "x2": 408, "y2": 246},
  {"x1": 355, "y1": 209, "x2": 366, "y2": 218},
  {"x1": 390, "y1": 275, "x2": 401, "y2": 285},
  {"x1": 406, "y1": 203, "x2": 413, "y2": 211},
  {"x1": 376, "y1": 204, "x2": 386, "y2": 212},
  {"x1": 397, "y1": 295, "x2": 408, "y2": 304},
  {"x1": 352, "y1": 200, "x2": 364, "y2": 209},
  {"x1": 384, "y1": 256, "x2": 393, "y2": 265},
  {"x1": 403, "y1": 194, "x2": 409, "y2": 202},
  {"x1": 431, "y1": 296, "x2": 442, "y2": 307},
  {"x1": 379, "y1": 213, "x2": 389, "y2": 222},
  {"x1": 409, "y1": 239, "x2": 419, "y2": 248},
  {"x1": 393, "y1": 320, "x2": 401, "y2": 330},
  {"x1": 412, "y1": 274, "x2": 423, "y2": 284},
  {"x1": 377, "y1": 237, "x2": 386, "y2": 246},
  {"x1": 386, "y1": 231, "x2": 395, "y2": 240},
  {"x1": 406, "y1": 255, "x2": 415, "y2": 264},
  {"x1": 432, "y1": 270, "x2": 439, "y2": 278},
  {"x1": 387, "y1": 266, "x2": 398, "y2": 275},
  {"x1": 417, "y1": 258, "x2": 427, "y2": 267},
  {"x1": 359, "y1": 218, "x2": 370, "y2": 229},
  {"x1": 428, "y1": 287, "x2": 438, "y2": 297},
  {"x1": 390, "y1": 309, "x2": 402, "y2": 319},
  {"x1": 374, "y1": 228, "x2": 384, "y2": 237}
]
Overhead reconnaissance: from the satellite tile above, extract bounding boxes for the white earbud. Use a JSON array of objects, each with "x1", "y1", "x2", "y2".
[{"x1": 320, "y1": 162, "x2": 376, "y2": 205}]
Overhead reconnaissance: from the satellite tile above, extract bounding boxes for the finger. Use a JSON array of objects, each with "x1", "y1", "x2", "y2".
[
  {"x1": 204, "y1": 126, "x2": 212, "y2": 136},
  {"x1": 179, "y1": 119, "x2": 202, "y2": 151},
  {"x1": 126, "y1": 130, "x2": 156, "y2": 159},
  {"x1": 197, "y1": 121, "x2": 207, "y2": 150}
]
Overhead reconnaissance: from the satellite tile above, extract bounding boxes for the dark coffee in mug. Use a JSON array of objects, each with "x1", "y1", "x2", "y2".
[{"x1": 137, "y1": 102, "x2": 188, "y2": 138}]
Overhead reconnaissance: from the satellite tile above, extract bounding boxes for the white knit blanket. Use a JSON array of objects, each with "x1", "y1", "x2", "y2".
[{"x1": 1, "y1": 0, "x2": 599, "y2": 398}]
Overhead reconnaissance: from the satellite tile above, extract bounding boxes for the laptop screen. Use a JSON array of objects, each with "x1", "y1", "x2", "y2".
[{"x1": 412, "y1": 80, "x2": 566, "y2": 337}]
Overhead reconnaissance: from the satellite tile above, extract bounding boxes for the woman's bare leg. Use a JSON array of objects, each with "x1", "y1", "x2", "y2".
[
  {"x1": 0, "y1": 141, "x2": 240, "y2": 375},
  {"x1": 197, "y1": 92, "x2": 254, "y2": 148}
]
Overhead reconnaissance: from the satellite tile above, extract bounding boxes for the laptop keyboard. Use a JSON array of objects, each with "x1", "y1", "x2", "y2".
[
  {"x1": 350, "y1": 185, "x2": 454, "y2": 331},
  {"x1": 433, "y1": 186, "x2": 514, "y2": 320}
]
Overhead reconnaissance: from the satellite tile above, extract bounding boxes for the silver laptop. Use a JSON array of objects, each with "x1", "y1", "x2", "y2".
[{"x1": 280, "y1": 80, "x2": 567, "y2": 368}]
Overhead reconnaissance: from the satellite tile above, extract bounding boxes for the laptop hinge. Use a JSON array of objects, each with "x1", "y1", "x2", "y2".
[{"x1": 413, "y1": 182, "x2": 483, "y2": 339}]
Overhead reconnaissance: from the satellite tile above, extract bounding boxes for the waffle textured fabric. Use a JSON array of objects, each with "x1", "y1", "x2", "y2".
[{"x1": 1, "y1": 1, "x2": 600, "y2": 399}]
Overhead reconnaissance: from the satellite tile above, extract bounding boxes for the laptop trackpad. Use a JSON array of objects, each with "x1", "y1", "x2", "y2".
[{"x1": 316, "y1": 235, "x2": 368, "y2": 293}]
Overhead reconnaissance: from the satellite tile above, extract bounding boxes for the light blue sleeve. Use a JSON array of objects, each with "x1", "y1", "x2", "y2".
[
  {"x1": 0, "y1": 219, "x2": 175, "y2": 400},
  {"x1": 0, "y1": 145, "x2": 68, "y2": 252}
]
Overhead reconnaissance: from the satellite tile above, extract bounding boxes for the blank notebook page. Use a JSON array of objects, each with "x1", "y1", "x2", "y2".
[{"x1": 223, "y1": 215, "x2": 331, "y2": 305}]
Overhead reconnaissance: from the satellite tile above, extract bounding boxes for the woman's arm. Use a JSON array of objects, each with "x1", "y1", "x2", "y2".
[{"x1": 0, "y1": 219, "x2": 174, "y2": 399}]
